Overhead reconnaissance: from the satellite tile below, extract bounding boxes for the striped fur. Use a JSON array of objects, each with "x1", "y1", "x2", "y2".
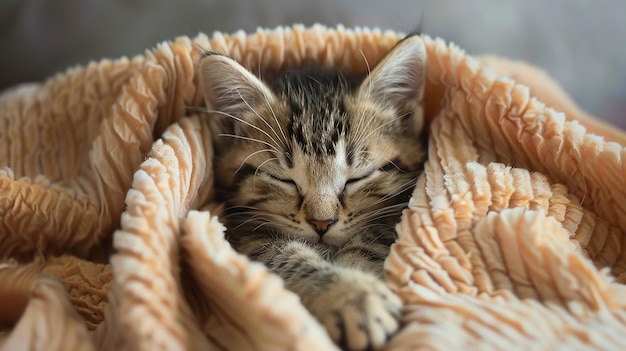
[{"x1": 200, "y1": 35, "x2": 427, "y2": 350}]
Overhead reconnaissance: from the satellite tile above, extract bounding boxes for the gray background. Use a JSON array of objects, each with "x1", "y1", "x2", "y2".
[{"x1": 1, "y1": 0, "x2": 624, "y2": 129}]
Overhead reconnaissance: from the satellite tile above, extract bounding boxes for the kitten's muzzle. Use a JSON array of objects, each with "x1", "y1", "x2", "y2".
[{"x1": 307, "y1": 218, "x2": 336, "y2": 236}]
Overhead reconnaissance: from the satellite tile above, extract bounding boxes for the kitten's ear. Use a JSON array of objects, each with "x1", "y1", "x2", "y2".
[
  {"x1": 199, "y1": 52, "x2": 274, "y2": 133},
  {"x1": 357, "y1": 35, "x2": 427, "y2": 135}
]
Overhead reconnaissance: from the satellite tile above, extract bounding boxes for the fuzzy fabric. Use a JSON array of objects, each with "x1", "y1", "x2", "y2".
[{"x1": 1, "y1": 24, "x2": 625, "y2": 350}]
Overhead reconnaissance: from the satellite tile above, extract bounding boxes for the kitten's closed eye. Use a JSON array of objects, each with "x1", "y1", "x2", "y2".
[
  {"x1": 345, "y1": 173, "x2": 373, "y2": 186},
  {"x1": 265, "y1": 172, "x2": 296, "y2": 185},
  {"x1": 266, "y1": 172, "x2": 297, "y2": 186},
  {"x1": 344, "y1": 159, "x2": 405, "y2": 188},
  {"x1": 379, "y1": 159, "x2": 405, "y2": 173}
]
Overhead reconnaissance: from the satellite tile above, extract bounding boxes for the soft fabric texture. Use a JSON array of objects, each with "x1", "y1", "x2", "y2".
[{"x1": 1, "y1": 24, "x2": 625, "y2": 350}]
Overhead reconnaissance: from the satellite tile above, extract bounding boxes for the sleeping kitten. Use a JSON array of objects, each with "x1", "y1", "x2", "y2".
[{"x1": 199, "y1": 35, "x2": 427, "y2": 350}]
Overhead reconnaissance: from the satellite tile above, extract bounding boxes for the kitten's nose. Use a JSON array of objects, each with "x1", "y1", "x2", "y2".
[{"x1": 307, "y1": 218, "x2": 336, "y2": 236}]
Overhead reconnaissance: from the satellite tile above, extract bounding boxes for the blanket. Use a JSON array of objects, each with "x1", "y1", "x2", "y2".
[{"x1": 1, "y1": 24, "x2": 625, "y2": 350}]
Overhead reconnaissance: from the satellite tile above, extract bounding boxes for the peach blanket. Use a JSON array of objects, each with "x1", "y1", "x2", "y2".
[{"x1": 1, "y1": 24, "x2": 625, "y2": 350}]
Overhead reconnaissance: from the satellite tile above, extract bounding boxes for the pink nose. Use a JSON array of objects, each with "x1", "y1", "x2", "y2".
[{"x1": 307, "y1": 218, "x2": 336, "y2": 235}]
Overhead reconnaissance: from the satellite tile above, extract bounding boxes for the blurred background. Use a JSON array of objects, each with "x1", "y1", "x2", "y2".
[{"x1": 1, "y1": 0, "x2": 624, "y2": 129}]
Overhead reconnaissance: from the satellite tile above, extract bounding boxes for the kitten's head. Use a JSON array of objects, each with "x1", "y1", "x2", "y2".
[{"x1": 200, "y1": 35, "x2": 427, "y2": 249}]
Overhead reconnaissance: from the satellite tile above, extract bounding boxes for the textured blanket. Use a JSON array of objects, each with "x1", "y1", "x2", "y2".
[{"x1": 1, "y1": 24, "x2": 626, "y2": 350}]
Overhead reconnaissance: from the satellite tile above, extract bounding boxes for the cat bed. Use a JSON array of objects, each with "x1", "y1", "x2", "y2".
[{"x1": 1, "y1": 24, "x2": 625, "y2": 350}]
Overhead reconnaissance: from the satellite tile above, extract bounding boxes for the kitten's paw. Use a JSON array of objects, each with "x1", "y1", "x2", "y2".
[{"x1": 314, "y1": 273, "x2": 402, "y2": 351}]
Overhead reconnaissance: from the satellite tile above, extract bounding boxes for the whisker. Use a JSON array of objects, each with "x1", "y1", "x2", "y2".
[
  {"x1": 222, "y1": 209, "x2": 277, "y2": 226},
  {"x1": 383, "y1": 159, "x2": 404, "y2": 172},
  {"x1": 231, "y1": 216, "x2": 270, "y2": 231},
  {"x1": 351, "y1": 96, "x2": 375, "y2": 152},
  {"x1": 381, "y1": 177, "x2": 418, "y2": 199},
  {"x1": 197, "y1": 106, "x2": 282, "y2": 153},
  {"x1": 360, "y1": 111, "x2": 413, "y2": 142},
  {"x1": 350, "y1": 50, "x2": 374, "y2": 148},
  {"x1": 234, "y1": 148, "x2": 277, "y2": 176},
  {"x1": 252, "y1": 157, "x2": 278, "y2": 190},
  {"x1": 363, "y1": 177, "x2": 417, "y2": 209},
  {"x1": 359, "y1": 50, "x2": 372, "y2": 77},
  {"x1": 233, "y1": 88, "x2": 285, "y2": 151},
  {"x1": 219, "y1": 134, "x2": 279, "y2": 153},
  {"x1": 356, "y1": 211, "x2": 406, "y2": 228},
  {"x1": 222, "y1": 204, "x2": 262, "y2": 212},
  {"x1": 186, "y1": 105, "x2": 211, "y2": 113},
  {"x1": 359, "y1": 223, "x2": 396, "y2": 233},
  {"x1": 358, "y1": 203, "x2": 408, "y2": 221},
  {"x1": 252, "y1": 222, "x2": 273, "y2": 232},
  {"x1": 358, "y1": 49, "x2": 373, "y2": 99},
  {"x1": 263, "y1": 92, "x2": 290, "y2": 150}
]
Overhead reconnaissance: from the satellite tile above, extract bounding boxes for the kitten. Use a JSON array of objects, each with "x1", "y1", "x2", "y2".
[{"x1": 199, "y1": 35, "x2": 427, "y2": 350}]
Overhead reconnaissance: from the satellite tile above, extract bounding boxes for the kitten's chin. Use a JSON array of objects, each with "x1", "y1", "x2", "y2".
[
  {"x1": 300, "y1": 236, "x2": 335, "y2": 249},
  {"x1": 317, "y1": 241, "x2": 337, "y2": 251},
  {"x1": 319, "y1": 233, "x2": 350, "y2": 249},
  {"x1": 295, "y1": 235, "x2": 339, "y2": 253}
]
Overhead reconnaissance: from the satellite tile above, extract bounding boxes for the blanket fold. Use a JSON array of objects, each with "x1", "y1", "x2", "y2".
[{"x1": 0, "y1": 24, "x2": 625, "y2": 350}]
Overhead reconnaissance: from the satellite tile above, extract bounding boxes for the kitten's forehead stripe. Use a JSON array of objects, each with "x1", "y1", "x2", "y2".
[{"x1": 272, "y1": 70, "x2": 353, "y2": 156}]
